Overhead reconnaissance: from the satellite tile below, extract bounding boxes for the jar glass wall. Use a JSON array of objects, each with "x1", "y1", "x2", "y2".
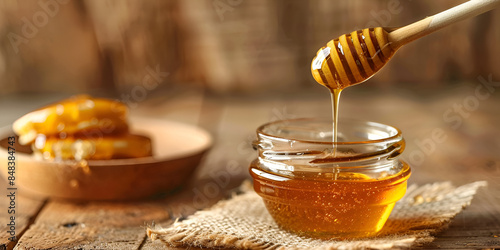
[{"x1": 249, "y1": 118, "x2": 411, "y2": 239}]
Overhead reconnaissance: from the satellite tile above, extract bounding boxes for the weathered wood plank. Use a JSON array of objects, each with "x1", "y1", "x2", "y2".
[
  {"x1": 422, "y1": 236, "x2": 500, "y2": 249},
  {"x1": 11, "y1": 176, "x2": 241, "y2": 249},
  {"x1": 417, "y1": 201, "x2": 500, "y2": 248},
  {"x1": 0, "y1": 178, "x2": 45, "y2": 250},
  {"x1": 14, "y1": 201, "x2": 170, "y2": 250}
]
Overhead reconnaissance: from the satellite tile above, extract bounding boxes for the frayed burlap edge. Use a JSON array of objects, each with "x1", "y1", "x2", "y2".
[{"x1": 147, "y1": 181, "x2": 487, "y2": 250}]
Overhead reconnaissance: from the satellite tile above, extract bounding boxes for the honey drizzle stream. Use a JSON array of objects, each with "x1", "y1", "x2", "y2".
[
  {"x1": 312, "y1": 28, "x2": 398, "y2": 181},
  {"x1": 331, "y1": 89, "x2": 342, "y2": 146},
  {"x1": 330, "y1": 88, "x2": 342, "y2": 180}
]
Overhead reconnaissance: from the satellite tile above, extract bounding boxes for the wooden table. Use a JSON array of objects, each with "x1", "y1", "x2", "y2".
[{"x1": 1, "y1": 83, "x2": 500, "y2": 249}]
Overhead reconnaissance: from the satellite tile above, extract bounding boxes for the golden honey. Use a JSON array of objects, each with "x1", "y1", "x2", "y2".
[
  {"x1": 33, "y1": 134, "x2": 152, "y2": 161},
  {"x1": 249, "y1": 119, "x2": 410, "y2": 239},
  {"x1": 13, "y1": 95, "x2": 129, "y2": 145},
  {"x1": 311, "y1": 28, "x2": 398, "y2": 144},
  {"x1": 251, "y1": 163, "x2": 410, "y2": 238},
  {"x1": 250, "y1": 27, "x2": 409, "y2": 239},
  {"x1": 13, "y1": 95, "x2": 152, "y2": 160},
  {"x1": 311, "y1": 27, "x2": 397, "y2": 90}
]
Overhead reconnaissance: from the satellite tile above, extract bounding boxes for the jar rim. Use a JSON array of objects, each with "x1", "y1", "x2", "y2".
[{"x1": 256, "y1": 118, "x2": 402, "y2": 146}]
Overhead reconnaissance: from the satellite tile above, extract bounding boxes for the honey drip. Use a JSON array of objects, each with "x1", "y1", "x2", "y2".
[
  {"x1": 311, "y1": 27, "x2": 397, "y2": 151},
  {"x1": 330, "y1": 89, "x2": 342, "y2": 145},
  {"x1": 330, "y1": 89, "x2": 342, "y2": 180}
]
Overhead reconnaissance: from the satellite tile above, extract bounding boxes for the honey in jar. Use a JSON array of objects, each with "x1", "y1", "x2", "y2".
[{"x1": 249, "y1": 118, "x2": 410, "y2": 239}]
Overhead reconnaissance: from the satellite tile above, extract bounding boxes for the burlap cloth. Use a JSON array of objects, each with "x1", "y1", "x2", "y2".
[{"x1": 147, "y1": 180, "x2": 486, "y2": 249}]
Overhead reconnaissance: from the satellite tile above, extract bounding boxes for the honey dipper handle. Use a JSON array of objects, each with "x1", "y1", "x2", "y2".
[{"x1": 388, "y1": 0, "x2": 500, "y2": 49}]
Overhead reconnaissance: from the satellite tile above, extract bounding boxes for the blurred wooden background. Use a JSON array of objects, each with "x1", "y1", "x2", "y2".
[
  {"x1": 0, "y1": 2, "x2": 499, "y2": 248},
  {"x1": 0, "y1": 0, "x2": 499, "y2": 95}
]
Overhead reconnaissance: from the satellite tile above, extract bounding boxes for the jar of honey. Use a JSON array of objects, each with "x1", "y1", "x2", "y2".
[{"x1": 249, "y1": 118, "x2": 411, "y2": 239}]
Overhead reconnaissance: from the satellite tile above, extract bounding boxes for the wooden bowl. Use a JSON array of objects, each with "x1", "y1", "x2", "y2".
[{"x1": 0, "y1": 118, "x2": 212, "y2": 200}]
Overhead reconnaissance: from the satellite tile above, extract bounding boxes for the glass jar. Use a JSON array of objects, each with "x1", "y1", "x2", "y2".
[{"x1": 249, "y1": 118, "x2": 411, "y2": 239}]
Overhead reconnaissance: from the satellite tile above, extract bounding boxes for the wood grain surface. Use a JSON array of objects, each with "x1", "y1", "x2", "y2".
[{"x1": 1, "y1": 85, "x2": 499, "y2": 249}]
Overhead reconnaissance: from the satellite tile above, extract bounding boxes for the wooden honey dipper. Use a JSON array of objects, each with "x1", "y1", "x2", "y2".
[{"x1": 312, "y1": 0, "x2": 500, "y2": 90}]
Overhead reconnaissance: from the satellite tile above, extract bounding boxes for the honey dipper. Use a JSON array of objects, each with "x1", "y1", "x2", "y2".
[{"x1": 312, "y1": 0, "x2": 500, "y2": 90}]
